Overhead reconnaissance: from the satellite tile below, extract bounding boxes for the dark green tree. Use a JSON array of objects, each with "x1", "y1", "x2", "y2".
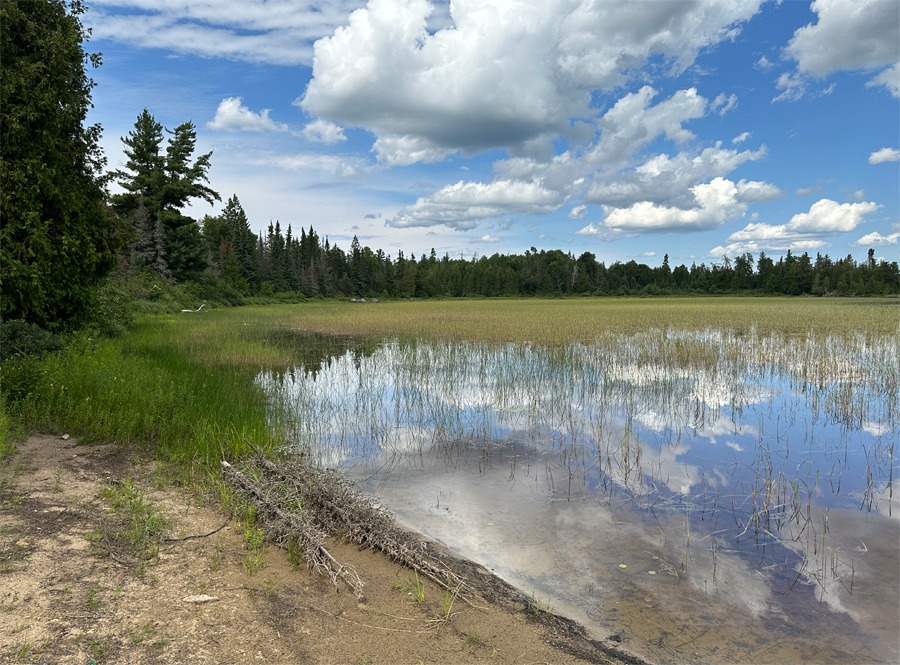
[
  {"x1": 112, "y1": 111, "x2": 219, "y2": 282},
  {"x1": 111, "y1": 110, "x2": 165, "y2": 218},
  {"x1": 1, "y1": 0, "x2": 125, "y2": 330}
]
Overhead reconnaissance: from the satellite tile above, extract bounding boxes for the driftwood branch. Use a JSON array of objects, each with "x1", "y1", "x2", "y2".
[
  {"x1": 220, "y1": 453, "x2": 476, "y2": 605},
  {"x1": 221, "y1": 460, "x2": 364, "y2": 598}
]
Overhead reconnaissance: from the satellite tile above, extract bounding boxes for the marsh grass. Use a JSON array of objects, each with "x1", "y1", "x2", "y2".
[
  {"x1": 1, "y1": 320, "x2": 278, "y2": 467},
  {"x1": 2, "y1": 298, "x2": 892, "y2": 474},
  {"x1": 223, "y1": 297, "x2": 897, "y2": 343}
]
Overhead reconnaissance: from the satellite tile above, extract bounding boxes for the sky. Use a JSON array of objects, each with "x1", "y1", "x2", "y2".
[{"x1": 83, "y1": 0, "x2": 900, "y2": 266}]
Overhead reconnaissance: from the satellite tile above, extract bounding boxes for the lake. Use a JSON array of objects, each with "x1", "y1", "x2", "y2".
[{"x1": 260, "y1": 327, "x2": 898, "y2": 664}]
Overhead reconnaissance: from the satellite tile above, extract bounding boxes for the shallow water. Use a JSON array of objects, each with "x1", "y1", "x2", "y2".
[{"x1": 261, "y1": 330, "x2": 899, "y2": 664}]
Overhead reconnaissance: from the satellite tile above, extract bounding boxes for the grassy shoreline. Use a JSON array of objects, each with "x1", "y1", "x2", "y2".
[{"x1": 2, "y1": 297, "x2": 896, "y2": 473}]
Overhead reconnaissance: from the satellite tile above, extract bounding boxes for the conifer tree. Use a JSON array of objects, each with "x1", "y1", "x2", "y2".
[
  {"x1": 1, "y1": 0, "x2": 124, "y2": 329},
  {"x1": 111, "y1": 110, "x2": 219, "y2": 282}
]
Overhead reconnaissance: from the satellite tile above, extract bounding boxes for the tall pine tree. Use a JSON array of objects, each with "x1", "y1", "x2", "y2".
[{"x1": 111, "y1": 111, "x2": 219, "y2": 282}]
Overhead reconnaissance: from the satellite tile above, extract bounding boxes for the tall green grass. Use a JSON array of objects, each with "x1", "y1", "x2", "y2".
[{"x1": 1, "y1": 321, "x2": 278, "y2": 468}]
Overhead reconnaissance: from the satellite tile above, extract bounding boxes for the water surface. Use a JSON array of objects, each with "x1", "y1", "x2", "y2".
[{"x1": 261, "y1": 330, "x2": 899, "y2": 664}]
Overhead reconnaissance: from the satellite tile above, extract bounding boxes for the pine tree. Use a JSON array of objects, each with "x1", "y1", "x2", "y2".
[
  {"x1": 111, "y1": 110, "x2": 165, "y2": 219},
  {"x1": 152, "y1": 212, "x2": 171, "y2": 280},
  {"x1": 128, "y1": 197, "x2": 155, "y2": 269},
  {"x1": 111, "y1": 111, "x2": 219, "y2": 282}
]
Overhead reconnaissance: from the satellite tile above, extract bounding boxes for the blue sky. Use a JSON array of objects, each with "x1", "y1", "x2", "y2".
[{"x1": 84, "y1": 0, "x2": 899, "y2": 266}]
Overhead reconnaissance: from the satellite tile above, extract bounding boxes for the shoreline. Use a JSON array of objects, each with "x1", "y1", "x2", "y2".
[{"x1": 0, "y1": 434, "x2": 649, "y2": 665}]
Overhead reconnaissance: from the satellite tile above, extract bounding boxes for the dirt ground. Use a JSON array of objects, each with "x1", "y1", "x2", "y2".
[{"x1": 0, "y1": 435, "x2": 647, "y2": 665}]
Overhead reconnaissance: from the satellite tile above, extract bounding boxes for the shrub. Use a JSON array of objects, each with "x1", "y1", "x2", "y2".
[{"x1": 0, "y1": 319, "x2": 65, "y2": 360}]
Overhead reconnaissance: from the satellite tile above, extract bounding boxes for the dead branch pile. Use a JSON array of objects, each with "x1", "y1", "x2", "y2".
[{"x1": 221, "y1": 454, "x2": 471, "y2": 601}]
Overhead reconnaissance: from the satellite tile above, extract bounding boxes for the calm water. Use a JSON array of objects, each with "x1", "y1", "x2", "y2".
[{"x1": 260, "y1": 330, "x2": 899, "y2": 664}]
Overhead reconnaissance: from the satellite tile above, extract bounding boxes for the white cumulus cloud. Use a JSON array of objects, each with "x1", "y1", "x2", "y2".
[
  {"x1": 568, "y1": 205, "x2": 588, "y2": 220},
  {"x1": 299, "y1": 0, "x2": 764, "y2": 165},
  {"x1": 716, "y1": 198, "x2": 882, "y2": 254},
  {"x1": 207, "y1": 97, "x2": 289, "y2": 132},
  {"x1": 786, "y1": 199, "x2": 881, "y2": 233},
  {"x1": 388, "y1": 85, "x2": 735, "y2": 229},
  {"x1": 85, "y1": 0, "x2": 365, "y2": 65},
  {"x1": 586, "y1": 144, "x2": 769, "y2": 208},
  {"x1": 785, "y1": 0, "x2": 899, "y2": 76},
  {"x1": 778, "y1": 0, "x2": 899, "y2": 99},
  {"x1": 301, "y1": 119, "x2": 347, "y2": 144},
  {"x1": 772, "y1": 72, "x2": 806, "y2": 103},
  {"x1": 387, "y1": 179, "x2": 565, "y2": 230},
  {"x1": 869, "y1": 147, "x2": 900, "y2": 164},
  {"x1": 853, "y1": 231, "x2": 900, "y2": 246},
  {"x1": 712, "y1": 92, "x2": 737, "y2": 115},
  {"x1": 866, "y1": 62, "x2": 900, "y2": 97},
  {"x1": 601, "y1": 177, "x2": 748, "y2": 235},
  {"x1": 732, "y1": 131, "x2": 751, "y2": 144},
  {"x1": 735, "y1": 179, "x2": 785, "y2": 203}
]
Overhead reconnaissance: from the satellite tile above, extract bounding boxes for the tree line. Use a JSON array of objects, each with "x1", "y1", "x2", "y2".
[
  {"x1": 193, "y1": 212, "x2": 898, "y2": 300},
  {"x1": 111, "y1": 108, "x2": 898, "y2": 302}
]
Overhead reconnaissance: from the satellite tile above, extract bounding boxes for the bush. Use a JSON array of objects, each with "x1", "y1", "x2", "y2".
[{"x1": 0, "y1": 319, "x2": 66, "y2": 360}]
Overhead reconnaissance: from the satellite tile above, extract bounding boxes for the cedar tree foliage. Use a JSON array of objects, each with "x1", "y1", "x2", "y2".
[{"x1": 1, "y1": 0, "x2": 125, "y2": 331}]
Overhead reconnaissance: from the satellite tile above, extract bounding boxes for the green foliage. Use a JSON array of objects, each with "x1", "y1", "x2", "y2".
[
  {"x1": 100, "y1": 476, "x2": 170, "y2": 560},
  {"x1": 3, "y1": 319, "x2": 276, "y2": 466},
  {"x1": 112, "y1": 110, "x2": 220, "y2": 283},
  {"x1": 0, "y1": 0, "x2": 125, "y2": 331},
  {"x1": 0, "y1": 320, "x2": 65, "y2": 361}
]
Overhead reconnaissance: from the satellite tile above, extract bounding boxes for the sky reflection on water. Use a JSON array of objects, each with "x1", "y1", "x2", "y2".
[{"x1": 260, "y1": 331, "x2": 898, "y2": 663}]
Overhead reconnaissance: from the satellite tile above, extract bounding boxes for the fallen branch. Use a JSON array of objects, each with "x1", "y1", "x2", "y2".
[
  {"x1": 164, "y1": 519, "x2": 230, "y2": 542},
  {"x1": 221, "y1": 453, "x2": 479, "y2": 607},
  {"x1": 251, "y1": 454, "x2": 476, "y2": 604},
  {"x1": 221, "y1": 460, "x2": 365, "y2": 598}
]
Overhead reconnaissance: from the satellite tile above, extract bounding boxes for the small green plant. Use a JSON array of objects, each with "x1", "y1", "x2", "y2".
[
  {"x1": 84, "y1": 586, "x2": 102, "y2": 610},
  {"x1": 463, "y1": 630, "x2": 484, "y2": 647},
  {"x1": 87, "y1": 638, "x2": 109, "y2": 662},
  {"x1": 5, "y1": 590, "x2": 19, "y2": 612},
  {"x1": 242, "y1": 549, "x2": 266, "y2": 576},
  {"x1": 428, "y1": 574, "x2": 462, "y2": 632},
  {"x1": 98, "y1": 476, "x2": 170, "y2": 563},
  {"x1": 130, "y1": 621, "x2": 157, "y2": 646},
  {"x1": 287, "y1": 536, "x2": 303, "y2": 570},
  {"x1": 14, "y1": 640, "x2": 33, "y2": 660},
  {"x1": 241, "y1": 524, "x2": 266, "y2": 575},
  {"x1": 526, "y1": 591, "x2": 554, "y2": 616},
  {"x1": 394, "y1": 571, "x2": 425, "y2": 604},
  {"x1": 53, "y1": 466, "x2": 63, "y2": 492}
]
